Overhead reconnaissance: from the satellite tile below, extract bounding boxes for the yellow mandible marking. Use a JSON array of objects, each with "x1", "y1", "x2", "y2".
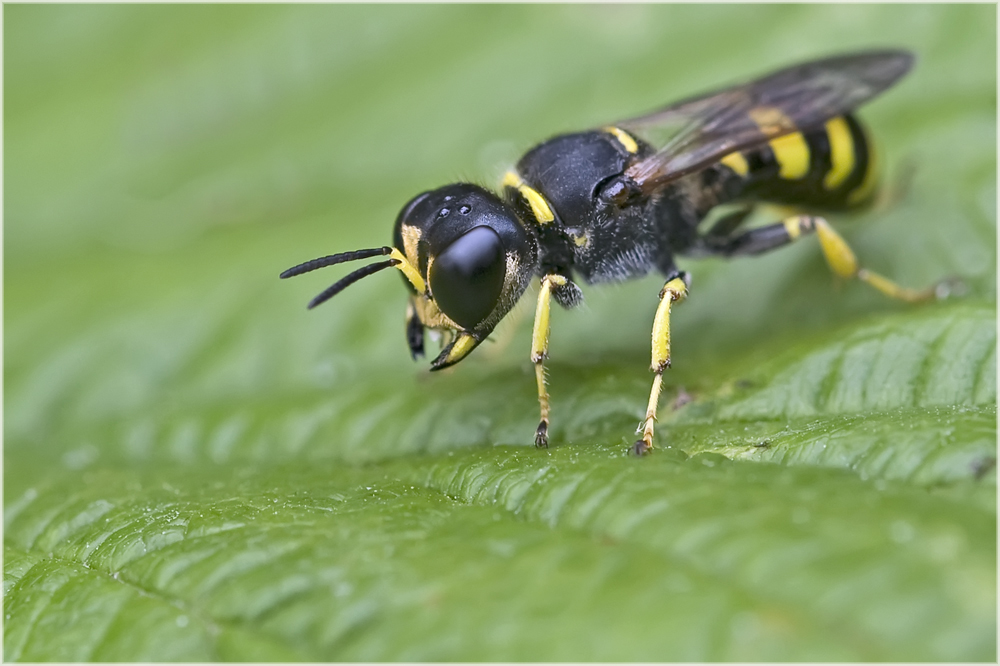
[
  {"x1": 720, "y1": 152, "x2": 749, "y2": 177},
  {"x1": 445, "y1": 333, "x2": 478, "y2": 364},
  {"x1": 813, "y1": 218, "x2": 858, "y2": 278},
  {"x1": 501, "y1": 170, "x2": 555, "y2": 225},
  {"x1": 823, "y1": 117, "x2": 855, "y2": 190},
  {"x1": 389, "y1": 247, "x2": 427, "y2": 294},
  {"x1": 603, "y1": 126, "x2": 639, "y2": 154},
  {"x1": 769, "y1": 131, "x2": 810, "y2": 180}
]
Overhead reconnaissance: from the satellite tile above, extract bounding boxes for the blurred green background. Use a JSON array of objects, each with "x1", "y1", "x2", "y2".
[{"x1": 5, "y1": 4, "x2": 996, "y2": 661}]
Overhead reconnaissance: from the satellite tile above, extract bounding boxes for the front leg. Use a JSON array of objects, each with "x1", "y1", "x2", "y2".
[
  {"x1": 531, "y1": 274, "x2": 568, "y2": 448},
  {"x1": 634, "y1": 272, "x2": 689, "y2": 455}
]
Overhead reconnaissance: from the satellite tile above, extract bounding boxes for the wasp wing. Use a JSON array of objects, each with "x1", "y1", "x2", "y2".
[{"x1": 616, "y1": 50, "x2": 914, "y2": 193}]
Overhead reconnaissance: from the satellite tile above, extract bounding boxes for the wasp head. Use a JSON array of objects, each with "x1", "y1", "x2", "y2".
[
  {"x1": 393, "y1": 183, "x2": 537, "y2": 369},
  {"x1": 280, "y1": 183, "x2": 537, "y2": 371}
]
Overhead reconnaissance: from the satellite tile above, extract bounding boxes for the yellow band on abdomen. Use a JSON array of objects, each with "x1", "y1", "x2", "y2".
[
  {"x1": 824, "y1": 117, "x2": 855, "y2": 190},
  {"x1": 769, "y1": 131, "x2": 810, "y2": 180}
]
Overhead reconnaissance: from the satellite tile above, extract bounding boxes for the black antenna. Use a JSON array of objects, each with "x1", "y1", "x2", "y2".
[
  {"x1": 279, "y1": 247, "x2": 392, "y2": 279},
  {"x1": 307, "y1": 259, "x2": 399, "y2": 309}
]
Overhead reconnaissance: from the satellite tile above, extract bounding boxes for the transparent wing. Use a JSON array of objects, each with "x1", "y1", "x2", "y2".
[{"x1": 615, "y1": 50, "x2": 914, "y2": 193}]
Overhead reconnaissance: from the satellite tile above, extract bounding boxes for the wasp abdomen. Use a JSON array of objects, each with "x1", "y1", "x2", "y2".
[{"x1": 719, "y1": 113, "x2": 878, "y2": 210}]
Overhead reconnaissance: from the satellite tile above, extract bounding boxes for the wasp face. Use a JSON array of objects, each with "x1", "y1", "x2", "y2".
[{"x1": 393, "y1": 183, "x2": 537, "y2": 369}]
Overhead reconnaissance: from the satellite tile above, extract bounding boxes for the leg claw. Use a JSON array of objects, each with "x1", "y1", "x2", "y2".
[
  {"x1": 535, "y1": 421, "x2": 549, "y2": 448},
  {"x1": 631, "y1": 440, "x2": 652, "y2": 456}
]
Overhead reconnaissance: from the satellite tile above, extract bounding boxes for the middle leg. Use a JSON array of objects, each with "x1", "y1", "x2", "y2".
[{"x1": 634, "y1": 271, "x2": 690, "y2": 456}]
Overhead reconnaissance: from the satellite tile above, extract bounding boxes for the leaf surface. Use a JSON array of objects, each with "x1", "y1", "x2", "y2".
[{"x1": 5, "y1": 5, "x2": 996, "y2": 661}]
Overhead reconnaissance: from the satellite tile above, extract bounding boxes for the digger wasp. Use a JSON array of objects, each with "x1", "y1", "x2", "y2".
[{"x1": 281, "y1": 49, "x2": 950, "y2": 454}]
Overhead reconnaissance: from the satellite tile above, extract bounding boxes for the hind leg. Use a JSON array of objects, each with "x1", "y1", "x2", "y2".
[{"x1": 703, "y1": 215, "x2": 954, "y2": 302}]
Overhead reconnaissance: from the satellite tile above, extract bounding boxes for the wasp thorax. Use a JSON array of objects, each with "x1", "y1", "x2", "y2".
[{"x1": 393, "y1": 183, "x2": 537, "y2": 337}]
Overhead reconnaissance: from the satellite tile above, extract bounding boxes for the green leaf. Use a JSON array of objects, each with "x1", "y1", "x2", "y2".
[{"x1": 5, "y1": 4, "x2": 996, "y2": 661}]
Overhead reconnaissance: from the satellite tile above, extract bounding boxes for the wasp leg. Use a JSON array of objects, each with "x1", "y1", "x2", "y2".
[
  {"x1": 634, "y1": 272, "x2": 689, "y2": 456},
  {"x1": 706, "y1": 215, "x2": 951, "y2": 302},
  {"x1": 705, "y1": 205, "x2": 755, "y2": 238},
  {"x1": 531, "y1": 274, "x2": 568, "y2": 448}
]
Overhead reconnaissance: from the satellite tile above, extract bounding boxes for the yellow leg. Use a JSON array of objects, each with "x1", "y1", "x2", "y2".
[
  {"x1": 792, "y1": 216, "x2": 946, "y2": 303},
  {"x1": 531, "y1": 274, "x2": 567, "y2": 448},
  {"x1": 634, "y1": 274, "x2": 688, "y2": 455}
]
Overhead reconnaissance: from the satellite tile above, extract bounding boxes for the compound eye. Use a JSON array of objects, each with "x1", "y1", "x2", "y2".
[{"x1": 429, "y1": 226, "x2": 506, "y2": 330}]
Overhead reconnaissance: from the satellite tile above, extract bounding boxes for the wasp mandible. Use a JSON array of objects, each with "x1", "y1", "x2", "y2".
[{"x1": 281, "y1": 49, "x2": 951, "y2": 455}]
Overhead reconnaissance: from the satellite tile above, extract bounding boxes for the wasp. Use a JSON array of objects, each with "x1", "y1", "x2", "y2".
[{"x1": 281, "y1": 49, "x2": 950, "y2": 455}]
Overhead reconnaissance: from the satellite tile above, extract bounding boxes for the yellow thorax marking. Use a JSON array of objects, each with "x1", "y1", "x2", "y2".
[
  {"x1": 501, "y1": 170, "x2": 555, "y2": 225},
  {"x1": 603, "y1": 126, "x2": 639, "y2": 154},
  {"x1": 522, "y1": 186, "x2": 556, "y2": 224},
  {"x1": 720, "y1": 152, "x2": 749, "y2": 177},
  {"x1": 501, "y1": 171, "x2": 521, "y2": 190},
  {"x1": 389, "y1": 247, "x2": 426, "y2": 294},
  {"x1": 824, "y1": 117, "x2": 855, "y2": 190}
]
